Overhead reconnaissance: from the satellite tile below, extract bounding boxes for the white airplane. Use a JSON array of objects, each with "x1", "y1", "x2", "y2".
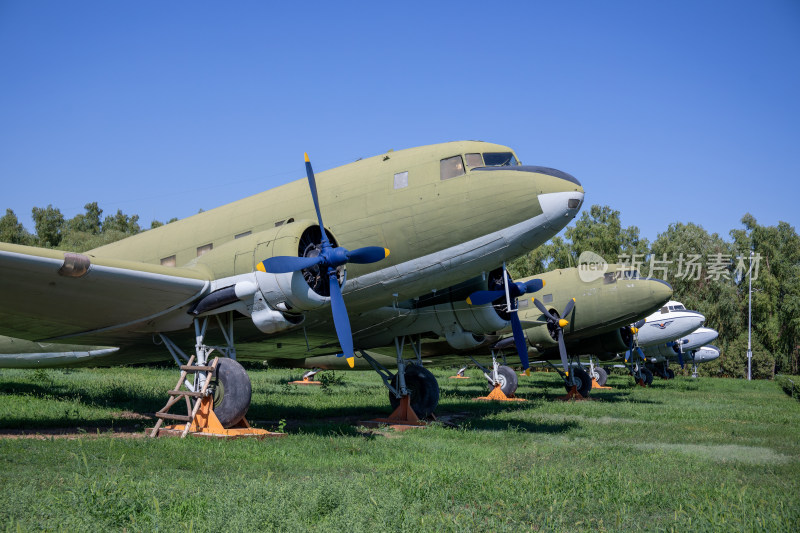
[
  {"x1": 636, "y1": 300, "x2": 706, "y2": 347},
  {"x1": 639, "y1": 326, "x2": 719, "y2": 378}
]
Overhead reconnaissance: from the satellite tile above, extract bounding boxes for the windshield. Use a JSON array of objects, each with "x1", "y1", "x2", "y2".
[{"x1": 482, "y1": 152, "x2": 519, "y2": 166}]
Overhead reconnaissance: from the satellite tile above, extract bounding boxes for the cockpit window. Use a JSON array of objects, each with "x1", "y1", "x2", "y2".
[
  {"x1": 603, "y1": 272, "x2": 616, "y2": 284},
  {"x1": 674, "y1": 304, "x2": 685, "y2": 310},
  {"x1": 440, "y1": 155, "x2": 466, "y2": 180},
  {"x1": 616, "y1": 270, "x2": 639, "y2": 280},
  {"x1": 465, "y1": 153, "x2": 483, "y2": 168},
  {"x1": 661, "y1": 307, "x2": 669, "y2": 314},
  {"x1": 483, "y1": 152, "x2": 519, "y2": 166}
]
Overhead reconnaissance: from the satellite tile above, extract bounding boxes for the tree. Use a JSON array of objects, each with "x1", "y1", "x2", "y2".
[
  {"x1": 509, "y1": 204, "x2": 649, "y2": 277},
  {"x1": 31, "y1": 205, "x2": 65, "y2": 248},
  {"x1": 102, "y1": 209, "x2": 141, "y2": 235},
  {"x1": 66, "y1": 202, "x2": 103, "y2": 235},
  {"x1": 0, "y1": 209, "x2": 33, "y2": 245}
]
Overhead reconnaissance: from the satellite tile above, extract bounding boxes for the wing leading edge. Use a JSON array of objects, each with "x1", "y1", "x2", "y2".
[{"x1": 0, "y1": 243, "x2": 211, "y2": 344}]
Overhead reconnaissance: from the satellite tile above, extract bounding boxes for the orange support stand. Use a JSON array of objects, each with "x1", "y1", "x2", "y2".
[
  {"x1": 636, "y1": 378, "x2": 647, "y2": 387},
  {"x1": 592, "y1": 378, "x2": 612, "y2": 389},
  {"x1": 475, "y1": 384, "x2": 527, "y2": 402},
  {"x1": 155, "y1": 397, "x2": 284, "y2": 439},
  {"x1": 289, "y1": 376, "x2": 322, "y2": 385},
  {"x1": 361, "y1": 395, "x2": 428, "y2": 430},
  {"x1": 558, "y1": 385, "x2": 590, "y2": 401}
]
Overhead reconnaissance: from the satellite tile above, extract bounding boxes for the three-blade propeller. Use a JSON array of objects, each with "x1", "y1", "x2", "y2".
[
  {"x1": 532, "y1": 297, "x2": 576, "y2": 381},
  {"x1": 467, "y1": 269, "x2": 545, "y2": 374},
  {"x1": 257, "y1": 153, "x2": 390, "y2": 367}
]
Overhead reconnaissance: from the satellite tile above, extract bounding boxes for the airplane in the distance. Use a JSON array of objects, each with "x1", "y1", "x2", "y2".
[
  {"x1": 0, "y1": 141, "x2": 584, "y2": 425},
  {"x1": 638, "y1": 326, "x2": 720, "y2": 378},
  {"x1": 357, "y1": 264, "x2": 673, "y2": 399}
]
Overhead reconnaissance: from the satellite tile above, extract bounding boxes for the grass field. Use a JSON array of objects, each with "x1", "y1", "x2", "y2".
[{"x1": 1, "y1": 365, "x2": 798, "y2": 531}]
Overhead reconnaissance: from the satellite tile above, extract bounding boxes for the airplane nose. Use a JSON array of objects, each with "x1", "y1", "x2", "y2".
[
  {"x1": 533, "y1": 168, "x2": 584, "y2": 223},
  {"x1": 649, "y1": 278, "x2": 673, "y2": 303}
]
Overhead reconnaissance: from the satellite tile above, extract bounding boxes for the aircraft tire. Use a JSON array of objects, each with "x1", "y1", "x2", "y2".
[
  {"x1": 666, "y1": 368, "x2": 675, "y2": 380},
  {"x1": 390, "y1": 364, "x2": 440, "y2": 418},
  {"x1": 566, "y1": 366, "x2": 592, "y2": 398},
  {"x1": 495, "y1": 365, "x2": 518, "y2": 396},
  {"x1": 641, "y1": 367, "x2": 654, "y2": 387},
  {"x1": 211, "y1": 358, "x2": 252, "y2": 427},
  {"x1": 594, "y1": 366, "x2": 608, "y2": 387}
]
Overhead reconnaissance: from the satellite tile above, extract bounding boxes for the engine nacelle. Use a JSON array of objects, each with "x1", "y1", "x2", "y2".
[
  {"x1": 523, "y1": 324, "x2": 559, "y2": 349},
  {"x1": 578, "y1": 327, "x2": 633, "y2": 354},
  {"x1": 249, "y1": 292, "x2": 304, "y2": 334},
  {"x1": 445, "y1": 329, "x2": 486, "y2": 350}
]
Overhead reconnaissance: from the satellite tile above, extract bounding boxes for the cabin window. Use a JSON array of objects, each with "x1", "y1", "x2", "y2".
[
  {"x1": 465, "y1": 153, "x2": 483, "y2": 168},
  {"x1": 440, "y1": 155, "x2": 465, "y2": 180},
  {"x1": 518, "y1": 298, "x2": 529, "y2": 308},
  {"x1": 603, "y1": 272, "x2": 616, "y2": 284},
  {"x1": 616, "y1": 269, "x2": 639, "y2": 280},
  {"x1": 235, "y1": 231, "x2": 252, "y2": 239},
  {"x1": 394, "y1": 171, "x2": 408, "y2": 189},
  {"x1": 160, "y1": 255, "x2": 176, "y2": 267},
  {"x1": 197, "y1": 243, "x2": 213, "y2": 257},
  {"x1": 483, "y1": 152, "x2": 519, "y2": 166},
  {"x1": 542, "y1": 294, "x2": 553, "y2": 304},
  {"x1": 661, "y1": 306, "x2": 669, "y2": 314}
]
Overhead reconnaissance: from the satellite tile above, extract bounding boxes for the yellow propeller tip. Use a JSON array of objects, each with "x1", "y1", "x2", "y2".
[
  {"x1": 384, "y1": 248, "x2": 390, "y2": 258},
  {"x1": 256, "y1": 262, "x2": 266, "y2": 273},
  {"x1": 346, "y1": 357, "x2": 355, "y2": 369},
  {"x1": 524, "y1": 369, "x2": 530, "y2": 376},
  {"x1": 304, "y1": 152, "x2": 310, "y2": 162},
  {"x1": 542, "y1": 280, "x2": 546, "y2": 287},
  {"x1": 466, "y1": 297, "x2": 473, "y2": 305},
  {"x1": 572, "y1": 298, "x2": 576, "y2": 302}
]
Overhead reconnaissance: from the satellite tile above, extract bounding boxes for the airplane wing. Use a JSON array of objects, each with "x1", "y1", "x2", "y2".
[{"x1": 0, "y1": 243, "x2": 211, "y2": 343}]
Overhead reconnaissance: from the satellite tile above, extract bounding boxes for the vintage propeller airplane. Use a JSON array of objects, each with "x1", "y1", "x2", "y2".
[
  {"x1": 0, "y1": 141, "x2": 584, "y2": 425},
  {"x1": 335, "y1": 264, "x2": 673, "y2": 399}
]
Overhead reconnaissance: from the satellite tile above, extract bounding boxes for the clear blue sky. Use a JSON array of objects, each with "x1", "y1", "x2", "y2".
[{"x1": 1, "y1": 1, "x2": 798, "y2": 245}]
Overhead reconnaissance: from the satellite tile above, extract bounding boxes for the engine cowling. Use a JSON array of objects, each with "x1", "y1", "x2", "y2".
[
  {"x1": 577, "y1": 327, "x2": 633, "y2": 354},
  {"x1": 254, "y1": 221, "x2": 346, "y2": 313}
]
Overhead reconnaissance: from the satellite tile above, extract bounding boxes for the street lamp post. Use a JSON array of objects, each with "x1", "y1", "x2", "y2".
[{"x1": 747, "y1": 250, "x2": 753, "y2": 381}]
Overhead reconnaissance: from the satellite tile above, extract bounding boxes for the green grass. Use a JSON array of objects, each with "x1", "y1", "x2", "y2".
[{"x1": 1, "y1": 366, "x2": 798, "y2": 531}]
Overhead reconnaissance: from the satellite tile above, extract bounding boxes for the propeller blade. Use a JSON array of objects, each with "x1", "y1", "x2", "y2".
[
  {"x1": 633, "y1": 319, "x2": 646, "y2": 329},
  {"x1": 327, "y1": 268, "x2": 354, "y2": 359},
  {"x1": 347, "y1": 246, "x2": 390, "y2": 264},
  {"x1": 522, "y1": 278, "x2": 545, "y2": 293},
  {"x1": 636, "y1": 346, "x2": 645, "y2": 361},
  {"x1": 557, "y1": 331, "x2": 570, "y2": 379},
  {"x1": 304, "y1": 153, "x2": 332, "y2": 248},
  {"x1": 532, "y1": 298, "x2": 558, "y2": 321},
  {"x1": 258, "y1": 255, "x2": 323, "y2": 274},
  {"x1": 509, "y1": 312, "x2": 530, "y2": 370},
  {"x1": 562, "y1": 298, "x2": 576, "y2": 318},
  {"x1": 678, "y1": 349, "x2": 685, "y2": 368},
  {"x1": 466, "y1": 290, "x2": 505, "y2": 306}
]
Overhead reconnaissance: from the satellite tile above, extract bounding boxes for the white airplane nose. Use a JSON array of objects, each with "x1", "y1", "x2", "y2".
[{"x1": 539, "y1": 190, "x2": 585, "y2": 223}]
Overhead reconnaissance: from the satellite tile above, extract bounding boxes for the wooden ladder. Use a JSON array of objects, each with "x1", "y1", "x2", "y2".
[{"x1": 150, "y1": 356, "x2": 219, "y2": 438}]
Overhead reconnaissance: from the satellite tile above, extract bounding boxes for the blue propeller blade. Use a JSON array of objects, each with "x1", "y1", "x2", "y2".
[
  {"x1": 466, "y1": 290, "x2": 505, "y2": 306},
  {"x1": 509, "y1": 310, "x2": 530, "y2": 370},
  {"x1": 304, "y1": 154, "x2": 332, "y2": 248},
  {"x1": 259, "y1": 255, "x2": 322, "y2": 274},
  {"x1": 522, "y1": 278, "x2": 544, "y2": 293},
  {"x1": 678, "y1": 349, "x2": 685, "y2": 368},
  {"x1": 347, "y1": 246, "x2": 389, "y2": 264},
  {"x1": 327, "y1": 267, "x2": 354, "y2": 358}
]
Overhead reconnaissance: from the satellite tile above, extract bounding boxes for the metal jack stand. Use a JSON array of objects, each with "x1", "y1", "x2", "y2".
[
  {"x1": 449, "y1": 366, "x2": 470, "y2": 379},
  {"x1": 360, "y1": 337, "x2": 429, "y2": 430},
  {"x1": 290, "y1": 369, "x2": 323, "y2": 385}
]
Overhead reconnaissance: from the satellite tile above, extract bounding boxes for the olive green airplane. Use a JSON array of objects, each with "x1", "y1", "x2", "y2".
[
  {"x1": 280, "y1": 264, "x2": 672, "y2": 399},
  {"x1": 0, "y1": 141, "x2": 584, "y2": 425}
]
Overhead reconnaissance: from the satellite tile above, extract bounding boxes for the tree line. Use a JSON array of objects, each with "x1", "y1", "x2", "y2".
[
  {"x1": 2, "y1": 202, "x2": 798, "y2": 379},
  {"x1": 508, "y1": 205, "x2": 800, "y2": 379}
]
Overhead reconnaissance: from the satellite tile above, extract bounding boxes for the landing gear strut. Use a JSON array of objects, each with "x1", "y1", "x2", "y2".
[
  {"x1": 360, "y1": 335, "x2": 440, "y2": 424},
  {"x1": 469, "y1": 350, "x2": 524, "y2": 401}
]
